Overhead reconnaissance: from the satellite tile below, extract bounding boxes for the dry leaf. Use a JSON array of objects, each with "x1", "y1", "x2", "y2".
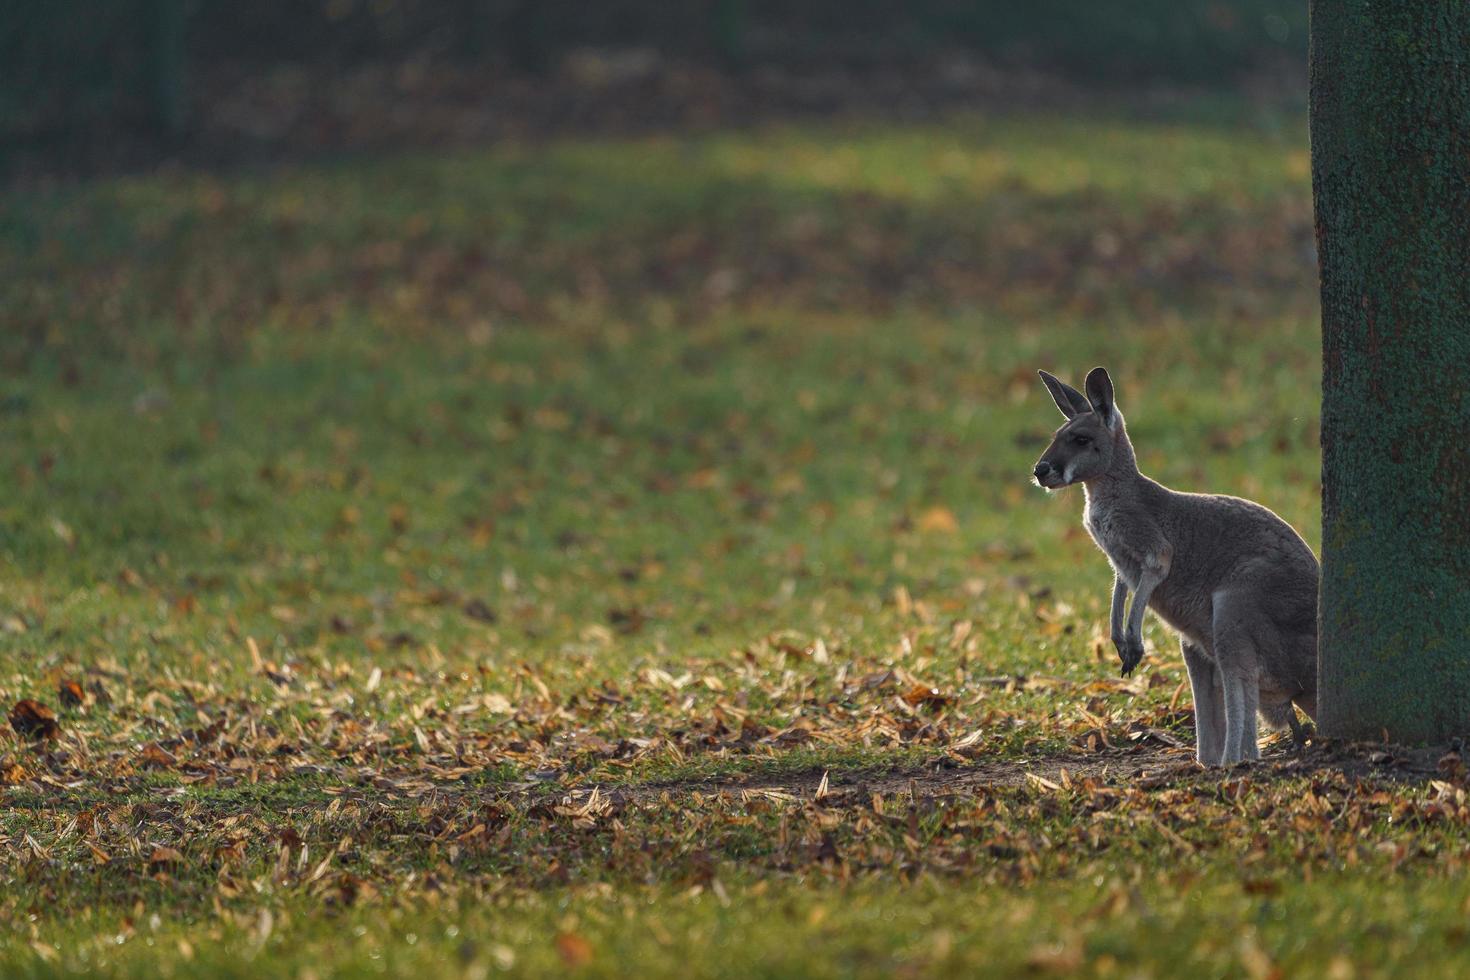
[
  {"x1": 140, "y1": 743, "x2": 178, "y2": 768},
  {"x1": 9, "y1": 700, "x2": 60, "y2": 740},
  {"x1": 555, "y1": 932, "x2": 594, "y2": 967},
  {"x1": 901, "y1": 683, "x2": 951, "y2": 710},
  {"x1": 917, "y1": 506, "x2": 959, "y2": 534},
  {"x1": 463, "y1": 598, "x2": 498, "y2": 623},
  {"x1": 57, "y1": 680, "x2": 85, "y2": 708}
]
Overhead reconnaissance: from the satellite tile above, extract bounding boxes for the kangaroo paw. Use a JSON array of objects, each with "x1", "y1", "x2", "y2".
[{"x1": 1118, "y1": 637, "x2": 1145, "y2": 677}]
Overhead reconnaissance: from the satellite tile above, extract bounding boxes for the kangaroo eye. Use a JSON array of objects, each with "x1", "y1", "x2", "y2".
[{"x1": 1071, "y1": 435, "x2": 1092, "y2": 447}]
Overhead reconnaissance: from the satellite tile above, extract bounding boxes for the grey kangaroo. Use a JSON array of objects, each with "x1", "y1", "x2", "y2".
[{"x1": 1032, "y1": 367, "x2": 1317, "y2": 766}]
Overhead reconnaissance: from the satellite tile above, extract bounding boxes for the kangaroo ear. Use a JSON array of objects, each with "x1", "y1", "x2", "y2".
[
  {"x1": 1038, "y1": 370, "x2": 1091, "y2": 419},
  {"x1": 1084, "y1": 367, "x2": 1117, "y2": 426}
]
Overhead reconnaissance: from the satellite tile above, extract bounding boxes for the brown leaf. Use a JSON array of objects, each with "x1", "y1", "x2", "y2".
[
  {"x1": 773, "y1": 640, "x2": 809, "y2": 661},
  {"x1": 1074, "y1": 729, "x2": 1111, "y2": 753},
  {"x1": 917, "y1": 506, "x2": 959, "y2": 534},
  {"x1": 148, "y1": 846, "x2": 184, "y2": 866},
  {"x1": 901, "y1": 683, "x2": 951, "y2": 710},
  {"x1": 388, "y1": 503, "x2": 411, "y2": 533},
  {"x1": 8, "y1": 700, "x2": 60, "y2": 740},
  {"x1": 214, "y1": 839, "x2": 247, "y2": 864},
  {"x1": 606, "y1": 607, "x2": 645, "y2": 634},
  {"x1": 332, "y1": 873, "x2": 373, "y2": 906},
  {"x1": 555, "y1": 932, "x2": 594, "y2": 967},
  {"x1": 140, "y1": 742, "x2": 177, "y2": 769},
  {"x1": 463, "y1": 598, "x2": 498, "y2": 624},
  {"x1": 859, "y1": 670, "x2": 897, "y2": 692},
  {"x1": 57, "y1": 680, "x2": 85, "y2": 708}
]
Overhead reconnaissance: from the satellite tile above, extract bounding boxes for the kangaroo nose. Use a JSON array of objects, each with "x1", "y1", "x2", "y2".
[{"x1": 1033, "y1": 461, "x2": 1052, "y2": 479}]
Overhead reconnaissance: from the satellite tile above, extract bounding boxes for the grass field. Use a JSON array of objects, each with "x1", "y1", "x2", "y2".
[{"x1": 4, "y1": 104, "x2": 1470, "y2": 977}]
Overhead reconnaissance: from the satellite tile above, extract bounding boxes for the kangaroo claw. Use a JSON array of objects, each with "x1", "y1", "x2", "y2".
[{"x1": 1117, "y1": 639, "x2": 1144, "y2": 678}]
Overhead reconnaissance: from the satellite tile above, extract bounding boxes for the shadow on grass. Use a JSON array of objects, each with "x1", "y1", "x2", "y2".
[{"x1": 3, "y1": 111, "x2": 1313, "y2": 376}]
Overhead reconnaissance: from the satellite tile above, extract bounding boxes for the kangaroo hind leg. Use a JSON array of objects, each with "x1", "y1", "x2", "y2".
[
  {"x1": 1181, "y1": 639, "x2": 1224, "y2": 767},
  {"x1": 1212, "y1": 590, "x2": 1262, "y2": 765}
]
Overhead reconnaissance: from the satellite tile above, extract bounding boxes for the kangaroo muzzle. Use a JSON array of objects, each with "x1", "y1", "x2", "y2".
[{"x1": 1033, "y1": 458, "x2": 1066, "y2": 489}]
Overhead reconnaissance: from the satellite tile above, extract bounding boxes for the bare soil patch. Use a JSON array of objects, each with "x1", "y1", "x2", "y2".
[{"x1": 521, "y1": 738, "x2": 1454, "y2": 809}]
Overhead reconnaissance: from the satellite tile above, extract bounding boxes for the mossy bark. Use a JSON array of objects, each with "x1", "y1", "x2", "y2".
[{"x1": 1312, "y1": 2, "x2": 1470, "y2": 741}]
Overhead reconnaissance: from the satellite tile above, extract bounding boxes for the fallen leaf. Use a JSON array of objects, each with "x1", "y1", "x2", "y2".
[
  {"x1": 8, "y1": 700, "x2": 60, "y2": 740},
  {"x1": 57, "y1": 679, "x2": 85, "y2": 707},
  {"x1": 917, "y1": 506, "x2": 959, "y2": 534},
  {"x1": 463, "y1": 598, "x2": 498, "y2": 623},
  {"x1": 555, "y1": 932, "x2": 593, "y2": 967},
  {"x1": 607, "y1": 607, "x2": 645, "y2": 634},
  {"x1": 140, "y1": 742, "x2": 177, "y2": 768},
  {"x1": 901, "y1": 683, "x2": 951, "y2": 710}
]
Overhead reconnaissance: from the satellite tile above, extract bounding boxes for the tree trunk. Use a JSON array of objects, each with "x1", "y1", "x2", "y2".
[{"x1": 1312, "y1": 2, "x2": 1470, "y2": 742}]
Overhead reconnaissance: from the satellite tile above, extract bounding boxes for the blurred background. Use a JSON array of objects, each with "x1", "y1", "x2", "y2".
[{"x1": 5, "y1": 1, "x2": 1305, "y2": 175}]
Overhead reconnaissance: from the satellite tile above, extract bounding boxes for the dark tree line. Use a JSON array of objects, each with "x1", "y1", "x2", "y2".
[{"x1": 4, "y1": 1, "x2": 1305, "y2": 142}]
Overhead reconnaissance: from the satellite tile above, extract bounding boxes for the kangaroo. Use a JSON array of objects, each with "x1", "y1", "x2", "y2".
[{"x1": 1031, "y1": 367, "x2": 1318, "y2": 766}]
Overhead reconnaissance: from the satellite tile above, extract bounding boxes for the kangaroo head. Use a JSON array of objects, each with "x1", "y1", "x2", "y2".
[{"x1": 1032, "y1": 367, "x2": 1125, "y2": 490}]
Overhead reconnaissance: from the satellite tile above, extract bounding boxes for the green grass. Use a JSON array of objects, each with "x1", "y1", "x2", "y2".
[{"x1": 3, "y1": 104, "x2": 1464, "y2": 977}]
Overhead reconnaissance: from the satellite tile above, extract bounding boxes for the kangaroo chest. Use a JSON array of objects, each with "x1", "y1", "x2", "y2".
[
  {"x1": 1083, "y1": 500, "x2": 1145, "y2": 589},
  {"x1": 1084, "y1": 495, "x2": 1205, "y2": 644}
]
